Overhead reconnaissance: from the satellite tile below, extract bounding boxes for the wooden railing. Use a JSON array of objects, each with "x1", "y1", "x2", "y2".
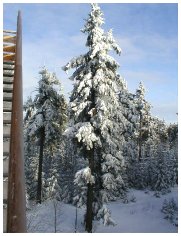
[{"x1": 6, "y1": 11, "x2": 27, "y2": 233}]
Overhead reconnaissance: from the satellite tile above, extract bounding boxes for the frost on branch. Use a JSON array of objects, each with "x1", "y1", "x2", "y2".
[
  {"x1": 64, "y1": 122, "x2": 99, "y2": 150},
  {"x1": 28, "y1": 113, "x2": 43, "y2": 137},
  {"x1": 102, "y1": 154, "x2": 121, "y2": 172},
  {"x1": 102, "y1": 173, "x2": 117, "y2": 191},
  {"x1": 106, "y1": 29, "x2": 121, "y2": 55},
  {"x1": 62, "y1": 55, "x2": 86, "y2": 75},
  {"x1": 75, "y1": 122, "x2": 99, "y2": 150},
  {"x1": 74, "y1": 167, "x2": 95, "y2": 185}
]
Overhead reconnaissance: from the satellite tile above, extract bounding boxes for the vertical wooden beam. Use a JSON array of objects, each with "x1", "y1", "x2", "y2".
[{"x1": 7, "y1": 11, "x2": 27, "y2": 233}]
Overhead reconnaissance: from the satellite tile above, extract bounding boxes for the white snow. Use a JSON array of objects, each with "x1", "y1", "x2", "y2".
[
  {"x1": 96, "y1": 187, "x2": 178, "y2": 233},
  {"x1": 74, "y1": 167, "x2": 95, "y2": 185},
  {"x1": 75, "y1": 122, "x2": 99, "y2": 150},
  {"x1": 26, "y1": 187, "x2": 178, "y2": 233}
]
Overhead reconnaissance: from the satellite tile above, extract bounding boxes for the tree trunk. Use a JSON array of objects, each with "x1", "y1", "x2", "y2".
[
  {"x1": 138, "y1": 113, "x2": 142, "y2": 161},
  {"x1": 85, "y1": 148, "x2": 94, "y2": 233},
  {"x1": 36, "y1": 127, "x2": 45, "y2": 204},
  {"x1": 95, "y1": 147, "x2": 103, "y2": 210}
]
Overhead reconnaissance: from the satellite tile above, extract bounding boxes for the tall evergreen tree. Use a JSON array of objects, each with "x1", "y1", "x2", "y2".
[
  {"x1": 26, "y1": 67, "x2": 67, "y2": 203},
  {"x1": 24, "y1": 97, "x2": 39, "y2": 199},
  {"x1": 134, "y1": 82, "x2": 151, "y2": 161},
  {"x1": 63, "y1": 3, "x2": 127, "y2": 231},
  {"x1": 121, "y1": 82, "x2": 151, "y2": 189}
]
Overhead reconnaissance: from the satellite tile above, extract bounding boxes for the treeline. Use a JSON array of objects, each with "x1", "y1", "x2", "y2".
[{"x1": 24, "y1": 4, "x2": 178, "y2": 232}]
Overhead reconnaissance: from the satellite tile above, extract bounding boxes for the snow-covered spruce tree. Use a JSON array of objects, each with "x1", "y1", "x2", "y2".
[
  {"x1": 24, "y1": 96, "x2": 39, "y2": 200},
  {"x1": 125, "y1": 83, "x2": 153, "y2": 189},
  {"x1": 120, "y1": 82, "x2": 151, "y2": 189},
  {"x1": 42, "y1": 150, "x2": 62, "y2": 201},
  {"x1": 144, "y1": 117, "x2": 172, "y2": 191},
  {"x1": 134, "y1": 82, "x2": 151, "y2": 162},
  {"x1": 151, "y1": 144, "x2": 171, "y2": 193},
  {"x1": 117, "y1": 78, "x2": 142, "y2": 188},
  {"x1": 113, "y1": 75, "x2": 137, "y2": 189},
  {"x1": 63, "y1": 3, "x2": 127, "y2": 231},
  {"x1": 26, "y1": 67, "x2": 67, "y2": 204},
  {"x1": 167, "y1": 123, "x2": 178, "y2": 185}
]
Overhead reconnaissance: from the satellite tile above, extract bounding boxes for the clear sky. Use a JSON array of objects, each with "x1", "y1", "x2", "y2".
[{"x1": 3, "y1": 3, "x2": 178, "y2": 123}]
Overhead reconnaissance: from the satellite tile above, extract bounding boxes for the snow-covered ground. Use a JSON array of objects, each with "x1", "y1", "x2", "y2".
[{"x1": 27, "y1": 187, "x2": 178, "y2": 233}]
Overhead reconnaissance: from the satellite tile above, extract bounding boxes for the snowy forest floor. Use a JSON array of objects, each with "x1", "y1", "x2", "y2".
[{"x1": 27, "y1": 187, "x2": 178, "y2": 233}]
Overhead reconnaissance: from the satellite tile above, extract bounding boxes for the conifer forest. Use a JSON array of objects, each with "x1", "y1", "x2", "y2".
[{"x1": 23, "y1": 4, "x2": 178, "y2": 233}]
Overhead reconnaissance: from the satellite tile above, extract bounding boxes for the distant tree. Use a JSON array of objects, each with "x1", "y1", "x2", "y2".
[
  {"x1": 57, "y1": 137, "x2": 77, "y2": 203},
  {"x1": 63, "y1": 3, "x2": 127, "y2": 232},
  {"x1": 134, "y1": 82, "x2": 151, "y2": 161},
  {"x1": 24, "y1": 96, "x2": 38, "y2": 200},
  {"x1": 167, "y1": 123, "x2": 178, "y2": 185},
  {"x1": 117, "y1": 78, "x2": 140, "y2": 188},
  {"x1": 150, "y1": 144, "x2": 171, "y2": 193},
  {"x1": 141, "y1": 118, "x2": 175, "y2": 191},
  {"x1": 26, "y1": 67, "x2": 67, "y2": 204},
  {"x1": 120, "y1": 82, "x2": 151, "y2": 188},
  {"x1": 123, "y1": 87, "x2": 177, "y2": 191}
]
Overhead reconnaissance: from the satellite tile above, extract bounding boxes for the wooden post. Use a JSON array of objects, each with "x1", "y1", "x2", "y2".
[{"x1": 7, "y1": 11, "x2": 27, "y2": 232}]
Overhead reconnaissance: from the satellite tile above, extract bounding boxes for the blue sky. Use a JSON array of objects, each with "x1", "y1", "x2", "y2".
[{"x1": 3, "y1": 3, "x2": 178, "y2": 123}]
